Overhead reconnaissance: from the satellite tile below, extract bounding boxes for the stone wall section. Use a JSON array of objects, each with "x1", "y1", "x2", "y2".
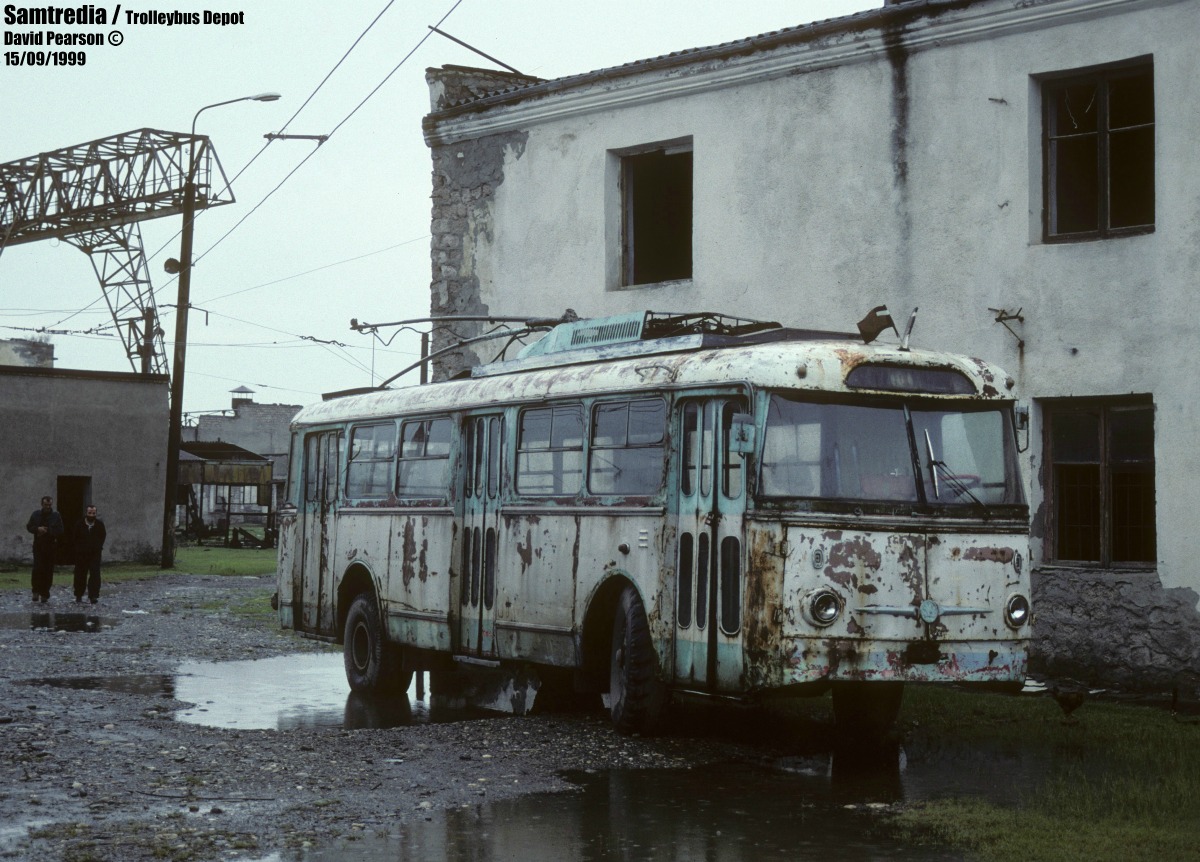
[
  {"x1": 428, "y1": 129, "x2": 528, "y2": 381},
  {"x1": 1031, "y1": 568, "x2": 1200, "y2": 701}
]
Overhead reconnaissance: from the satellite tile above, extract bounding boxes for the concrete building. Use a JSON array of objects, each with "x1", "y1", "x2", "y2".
[
  {"x1": 0, "y1": 365, "x2": 168, "y2": 564},
  {"x1": 423, "y1": 0, "x2": 1198, "y2": 696},
  {"x1": 187, "y1": 387, "x2": 300, "y2": 485}
]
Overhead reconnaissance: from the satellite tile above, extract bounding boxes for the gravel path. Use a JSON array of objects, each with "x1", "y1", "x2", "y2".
[{"x1": 0, "y1": 573, "x2": 767, "y2": 861}]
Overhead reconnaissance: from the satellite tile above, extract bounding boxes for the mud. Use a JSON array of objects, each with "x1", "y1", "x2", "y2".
[{"x1": 0, "y1": 573, "x2": 793, "y2": 861}]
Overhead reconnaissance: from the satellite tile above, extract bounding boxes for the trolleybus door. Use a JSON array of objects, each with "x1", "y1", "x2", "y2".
[
  {"x1": 299, "y1": 430, "x2": 341, "y2": 637},
  {"x1": 458, "y1": 413, "x2": 503, "y2": 657},
  {"x1": 673, "y1": 399, "x2": 747, "y2": 692}
]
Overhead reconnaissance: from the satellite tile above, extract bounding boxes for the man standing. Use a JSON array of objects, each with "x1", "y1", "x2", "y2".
[
  {"x1": 72, "y1": 505, "x2": 107, "y2": 605},
  {"x1": 26, "y1": 496, "x2": 64, "y2": 603}
]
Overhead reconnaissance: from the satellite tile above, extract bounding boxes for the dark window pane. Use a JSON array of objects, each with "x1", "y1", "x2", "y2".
[
  {"x1": 1052, "y1": 82, "x2": 1099, "y2": 134},
  {"x1": 1056, "y1": 463, "x2": 1101, "y2": 561},
  {"x1": 626, "y1": 149, "x2": 692, "y2": 285},
  {"x1": 696, "y1": 532, "x2": 710, "y2": 630},
  {"x1": 1112, "y1": 469, "x2": 1156, "y2": 562},
  {"x1": 720, "y1": 537, "x2": 740, "y2": 634},
  {"x1": 426, "y1": 418, "x2": 452, "y2": 457},
  {"x1": 1109, "y1": 126, "x2": 1155, "y2": 228},
  {"x1": 678, "y1": 534, "x2": 694, "y2": 629},
  {"x1": 1051, "y1": 411, "x2": 1100, "y2": 462},
  {"x1": 1109, "y1": 70, "x2": 1153, "y2": 128},
  {"x1": 1053, "y1": 136, "x2": 1099, "y2": 234},
  {"x1": 1109, "y1": 407, "x2": 1154, "y2": 462},
  {"x1": 484, "y1": 528, "x2": 497, "y2": 609}
]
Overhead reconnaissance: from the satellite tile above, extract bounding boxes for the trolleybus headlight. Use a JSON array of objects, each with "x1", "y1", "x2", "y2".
[
  {"x1": 1005, "y1": 594, "x2": 1030, "y2": 629},
  {"x1": 804, "y1": 589, "x2": 843, "y2": 627}
]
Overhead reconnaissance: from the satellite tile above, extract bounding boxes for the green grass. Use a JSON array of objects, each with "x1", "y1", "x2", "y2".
[
  {"x1": 884, "y1": 684, "x2": 1200, "y2": 862},
  {"x1": 0, "y1": 544, "x2": 277, "y2": 591}
]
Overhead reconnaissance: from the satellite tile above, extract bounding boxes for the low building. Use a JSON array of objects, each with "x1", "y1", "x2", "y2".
[{"x1": 0, "y1": 365, "x2": 168, "y2": 564}]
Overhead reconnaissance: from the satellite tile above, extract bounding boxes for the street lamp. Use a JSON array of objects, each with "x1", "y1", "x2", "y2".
[{"x1": 161, "y1": 92, "x2": 281, "y2": 569}]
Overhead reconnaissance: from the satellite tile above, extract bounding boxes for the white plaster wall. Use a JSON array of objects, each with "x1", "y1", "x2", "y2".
[{"x1": 438, "y1": 0, "x2": 1196, "y2": 591}]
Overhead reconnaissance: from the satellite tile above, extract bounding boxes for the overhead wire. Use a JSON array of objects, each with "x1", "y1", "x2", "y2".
[{"x1": 33, "y1": 0, "x2": 459, "y2": 338}]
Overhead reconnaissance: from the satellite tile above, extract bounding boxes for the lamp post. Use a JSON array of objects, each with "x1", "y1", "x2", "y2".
[{"x1": 161, "y1": 92, "x2": 281, "y2": 569}]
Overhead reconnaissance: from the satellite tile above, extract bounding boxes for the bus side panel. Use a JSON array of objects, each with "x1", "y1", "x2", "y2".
[
  {"x1": 494, "y1": 510, "x2": 579, "y2": 666},
  {"x1": 385, "y1": 511, "x2": 455, "y2": 652},
  {"x1": 742, "y1": 520, "x2": 788, "y2": 691},
  {"x1": 276, "y1": 508, "x2": 298, "y2": 630},
  {"x1": 575, "y1": 511, "x2": 671, "y2": 664}
]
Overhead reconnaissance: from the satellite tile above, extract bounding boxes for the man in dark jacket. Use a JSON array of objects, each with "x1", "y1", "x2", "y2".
[
  {"x1": 72, "y1": 505, "x2": 107, "y2": 604},
  {"x1": 26, "y1": 496, "x2": 64, "y2": 603}
]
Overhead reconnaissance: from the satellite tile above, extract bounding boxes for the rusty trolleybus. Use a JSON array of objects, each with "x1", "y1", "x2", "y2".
[{"x1": 277, "y1": 311, "x2": 1030, "y2": 734}]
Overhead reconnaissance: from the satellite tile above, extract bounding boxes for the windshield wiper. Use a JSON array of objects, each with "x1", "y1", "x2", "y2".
[{"x1": 923, "y1": 430, "x2": 990, "y2": 517}]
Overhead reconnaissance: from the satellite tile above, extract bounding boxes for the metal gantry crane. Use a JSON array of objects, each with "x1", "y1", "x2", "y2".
[{"x1": 0, "y1": 128, "x2": 234, "y2": 374}]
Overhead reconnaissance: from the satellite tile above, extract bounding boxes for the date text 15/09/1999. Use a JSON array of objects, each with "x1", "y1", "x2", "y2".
[{"x1": 5, "y1": 50, "x2": 86, "y2": 65}]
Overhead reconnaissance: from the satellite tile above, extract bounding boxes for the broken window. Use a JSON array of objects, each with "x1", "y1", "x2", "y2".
[
  {"x1": 622, "y1": 142, "x2": 693, "y2": 285},
  {"x1": 1045, "y1": 399, "x2": 1156, "y2": 565},
  {"x1": 1043, "y1": 59, "x2": 1154, "y2": 240}
]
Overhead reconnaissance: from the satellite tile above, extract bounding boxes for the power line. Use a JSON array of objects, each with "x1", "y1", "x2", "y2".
[{"x1": 191, "y1": 0, "x2": 463, "y2": 269}]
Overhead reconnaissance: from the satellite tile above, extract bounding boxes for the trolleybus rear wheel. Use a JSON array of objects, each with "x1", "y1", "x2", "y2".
[
  {"x1": 609, "y1": 586, "x2": 665, "y2": 735},
  {"x1": 344, "y1": 592, "x2": 412, "y2": 694}
]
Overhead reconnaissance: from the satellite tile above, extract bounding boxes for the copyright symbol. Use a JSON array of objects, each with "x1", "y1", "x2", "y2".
[{"x1": 108, "y1": 30, "x2": 124, "y2": 46}]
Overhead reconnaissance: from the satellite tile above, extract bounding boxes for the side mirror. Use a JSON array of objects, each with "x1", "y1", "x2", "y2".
[{"x1": 729, "y1": 413, "x2": 756, "y2": 455}]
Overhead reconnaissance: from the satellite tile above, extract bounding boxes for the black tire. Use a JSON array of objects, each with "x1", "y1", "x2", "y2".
[
  {"x1": 831, "y1": 681, "x2": 904, "y2": 739},
  {"x1": 609, "y1": 586, "x2": 665, "y2": 735},
  {"x1": 343, "y1": 593, "x2": 412, "y2": 694}
]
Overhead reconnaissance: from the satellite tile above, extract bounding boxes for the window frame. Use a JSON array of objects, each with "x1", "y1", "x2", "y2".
[
  {"x1": 586, "y1": 396, "x2": 668, "y2": 498},
  {"x1": 1042, "y1": 397, "x2": 1156, "y2": 568},
  {"x1": 396, "y1": 416, "x2": 454, "y2": 502},
  {"x1": 1041, "y1": 56, "x2": 1154, "y2": 243},
  {"x1": 618, "y1": 137, "x2": 694, "y2": 287},
  {"x1": 345, "y1": 422, "x2": 397, "y2": 500},
  {"x1": 515, "y1": 402, "x2": 586, "y2": 497}
]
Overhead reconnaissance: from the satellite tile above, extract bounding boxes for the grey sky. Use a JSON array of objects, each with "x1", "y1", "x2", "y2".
[{"x1": 1, "y1": 0, "x2": 875, "y2": 416}]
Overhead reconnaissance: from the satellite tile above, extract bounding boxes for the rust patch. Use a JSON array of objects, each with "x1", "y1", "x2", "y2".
[
  {"x1": 516, "y1": 530, "x2": 534, "y2": 569},
  {"x1": 962, "y1": 546, "x2": 1015, "y2": 564},
  {"x1": 401, "y1": 521, "x2": 417, "y2": 587},
  {"x1": 825, "y1": 536, "x2": 881, "y2": 590}
]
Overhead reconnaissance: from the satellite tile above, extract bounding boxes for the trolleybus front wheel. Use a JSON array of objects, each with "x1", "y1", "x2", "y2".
[
  {"x1": 344, "y1": 592, "x2": 412, "y2": 694},
  {"x1": 609, "y1": 586, "x2": 665, "y2": 735}
]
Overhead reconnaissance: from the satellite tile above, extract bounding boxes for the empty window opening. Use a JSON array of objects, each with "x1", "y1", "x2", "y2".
[{"x1": 622, "y1": 145, "x2": 693, "y2": 285}]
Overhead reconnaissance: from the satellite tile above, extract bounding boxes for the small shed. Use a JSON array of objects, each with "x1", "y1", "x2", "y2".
[{"x1": 177, "y1": 441, "x2": 274, "y2": 546}]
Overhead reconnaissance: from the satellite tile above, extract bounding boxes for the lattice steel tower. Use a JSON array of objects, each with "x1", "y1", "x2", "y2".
[{"x1": 0, "y1": 128, "x2": 234, "y2": 374}]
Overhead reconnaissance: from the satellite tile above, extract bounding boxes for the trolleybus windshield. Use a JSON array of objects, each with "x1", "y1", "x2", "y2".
[{"x1": 760, "y1": 394, "x2": 1024, "y2": 507}]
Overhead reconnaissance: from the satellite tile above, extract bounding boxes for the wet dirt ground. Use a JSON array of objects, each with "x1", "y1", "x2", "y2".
[{"x1": 1, "y1": 572, "x2": 904, "y2": 862}]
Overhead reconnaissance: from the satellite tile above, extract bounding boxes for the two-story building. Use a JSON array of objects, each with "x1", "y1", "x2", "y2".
[{"x1": 422, "y1": 0, "x2": 1198, "y2": 698}]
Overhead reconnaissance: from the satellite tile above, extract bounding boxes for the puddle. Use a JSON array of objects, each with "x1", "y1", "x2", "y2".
[
  {"x1": 0, "y1": 611, "x2": 112, "y2": 633},
  {"x1": 295, "y1": 762, "x2": 962, "y2": 862},
  {"x1": 16, "y1": 673, "x2": 175, "y2": 698},
  {"x1": 172, "y1": 653, "x2": 493, "y2": 731}
]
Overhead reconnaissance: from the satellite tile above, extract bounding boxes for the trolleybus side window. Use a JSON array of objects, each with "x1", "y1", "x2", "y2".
[
  {"x1": 516, "y1": 404, "x2": 584, "y2": 496},
  {"x1": 588, "y1": 397, "x2": 667, "y2": 496},
  {"x1": 346, "y1": 423, "x2": 396, "y2": 499},
  {"x1": 397, "y1": 417, "x2": 453, "y2": 499},
  {"x1": 305, "y1": 431, "x2": 343, "y2": 503}
]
